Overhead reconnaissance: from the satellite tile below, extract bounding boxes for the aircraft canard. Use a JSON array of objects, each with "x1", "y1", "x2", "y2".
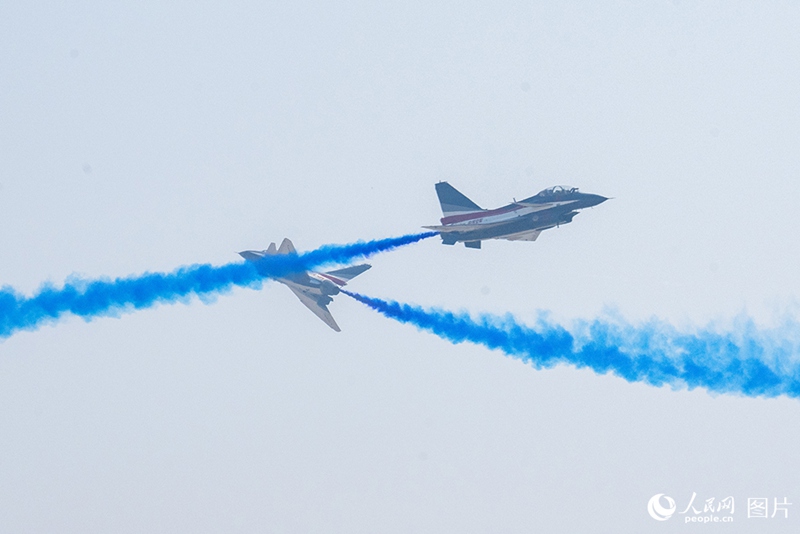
[
  {"x1": 424, "y1": 182, "x2": 607, "y2": 248},
  {"x1": 237, "y1": 239, "x2": 371, "y2": 332}
]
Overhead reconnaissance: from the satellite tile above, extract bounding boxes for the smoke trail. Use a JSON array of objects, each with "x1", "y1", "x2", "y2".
[
  {"x1": 0, "y1": 232, "x2": 436, "y2": 338},
  {"x1": 342, "y1": 291, "x2": 800, "y2": 398}
]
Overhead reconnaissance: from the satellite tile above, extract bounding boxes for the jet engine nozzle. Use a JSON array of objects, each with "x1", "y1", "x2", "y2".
[{"x1": 320, "y1": 280, "x2": 340, "y2": 296}]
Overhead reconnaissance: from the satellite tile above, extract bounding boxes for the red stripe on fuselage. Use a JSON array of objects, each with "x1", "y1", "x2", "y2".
[{"x1": 317, "y1": 273, "x2": 347, "y2": 286}]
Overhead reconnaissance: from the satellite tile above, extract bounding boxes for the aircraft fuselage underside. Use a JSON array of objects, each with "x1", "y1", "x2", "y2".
[{"x1": 440, "y1": 206, "x2": 578, "y2": 244}]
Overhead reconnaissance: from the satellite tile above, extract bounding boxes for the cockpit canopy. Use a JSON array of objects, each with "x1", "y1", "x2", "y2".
[{"x1": 536, "y1": 185, "x2": 578, "y2": 197}]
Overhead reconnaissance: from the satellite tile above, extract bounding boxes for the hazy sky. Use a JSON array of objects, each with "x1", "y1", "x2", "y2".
[{"x1": 1, "y1": 1, "x2": 799, "y2": 532}]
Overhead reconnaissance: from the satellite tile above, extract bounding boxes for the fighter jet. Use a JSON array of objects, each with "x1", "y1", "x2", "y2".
[
  {"x1": 424, "y1": 182, "x2": 607, "y2": 248},
  {"x1": 238, "y1": 238, "x2": 370, "y2": 332}
]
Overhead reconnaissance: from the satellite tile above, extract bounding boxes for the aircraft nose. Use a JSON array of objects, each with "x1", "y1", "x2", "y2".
[{"x1": 584, "y1": 194, "x2": 608, "y2": 207}]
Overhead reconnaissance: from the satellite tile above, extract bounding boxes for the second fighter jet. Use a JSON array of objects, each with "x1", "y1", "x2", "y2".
[{"x1": 239, "y1": 238, "x2": 370, "y2": 332}]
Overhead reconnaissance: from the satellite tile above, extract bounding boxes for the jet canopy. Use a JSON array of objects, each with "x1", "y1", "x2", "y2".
[{"x1": 536, "y1": 185, "x2": 578, "y2": 197}]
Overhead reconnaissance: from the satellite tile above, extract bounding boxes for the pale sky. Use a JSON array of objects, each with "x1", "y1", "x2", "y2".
[{"x1": 1, "y1": 2, "x2": 799, "y2": 532}]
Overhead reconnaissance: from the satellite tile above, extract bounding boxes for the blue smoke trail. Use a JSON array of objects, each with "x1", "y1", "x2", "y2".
[
  {"x1": 0, "y1": 232, "x2": 436, "y2": 338},
  {"x1": 342, "y1": 291, "x2": 800, "y2": 398}
]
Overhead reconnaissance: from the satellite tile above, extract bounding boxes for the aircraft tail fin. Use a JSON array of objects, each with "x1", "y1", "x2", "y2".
[
  {"x1": 265, "y1": 242, "x2": 277, "y2": 254},
  {"x1": 278, "y1": 238, "x2": 296, "y2": 254},
  {"x1": 324, "y1": 264, "x2": 371, "y2": 283},
  {"x1": 435, "y1": 182, "x2": 482, "y2": 217}
]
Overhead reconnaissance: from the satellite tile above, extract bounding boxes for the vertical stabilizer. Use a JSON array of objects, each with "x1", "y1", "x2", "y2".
[
  {"x1": 435, "y1": 182, "x2": 483, "y2": 217},
  {"x1": 278, "y1": 238, "x2": 296, "y2": 254}
]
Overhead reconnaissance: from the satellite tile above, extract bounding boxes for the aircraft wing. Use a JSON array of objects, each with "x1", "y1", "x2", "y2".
[
  {"x1": 287, "y1": 286, "x2": 341, "y2": 332},
  {"x1": 323, "y1": 264, "x2": 371, "y2": 284}
]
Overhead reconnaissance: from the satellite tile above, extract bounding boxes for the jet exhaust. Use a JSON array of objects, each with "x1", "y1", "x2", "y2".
[
  {"x1": 0, "y1": 232, "x2": 437, "y2": 338},
  {"x1": 341, "y1": 290, "x2": 800, "y2": 399},
  {"x1": 319, "y1": 280, "x2": 340, "y2": 296}
]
